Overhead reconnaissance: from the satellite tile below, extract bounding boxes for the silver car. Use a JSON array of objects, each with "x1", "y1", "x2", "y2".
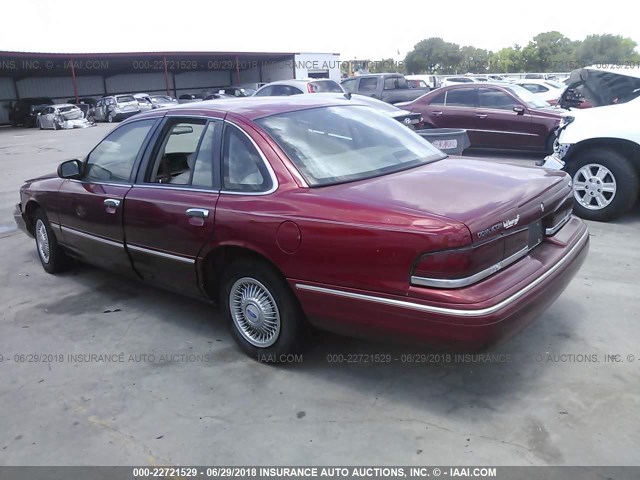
[
  {"x1": 94, "y1": 95, "x2": 140, "y2": 122},
  {"x1": 149, "y1": 95, "x2": 178, "y2": 108},
  {"x1": 36, "y1": 104, "x2": 83, "y2": 130},
  {"x1": 134, "y1": 93, "x2": 154, "y2": 112},
  {"x1": 254, "y1": 79, "x2": 344, "y2": 96}
]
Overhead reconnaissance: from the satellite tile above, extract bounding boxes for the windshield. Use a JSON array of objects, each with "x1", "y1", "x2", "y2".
[
  {"x1": 116, "y1": 95, "x2": 136, "y2": 103},
  {"x1": 256, "y1": 106, "x2": 445, "y2": 187},
  {"x1": 544, "y1": 80, "x2": 565, "y2": 89},
  {"x1": 503, "y1": 84, "x2": 550, "y2": 108}
]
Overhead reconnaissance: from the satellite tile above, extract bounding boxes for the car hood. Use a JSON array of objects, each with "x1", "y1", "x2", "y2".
[
  {"x1": 564, "y1": 67, "x2": 640, "y2": 107},
  {"x1": 318, "y1": 158, "x2": 571, "y2": 242}
]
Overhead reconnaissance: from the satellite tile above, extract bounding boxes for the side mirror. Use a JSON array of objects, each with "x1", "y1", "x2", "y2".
[
  {"x1": 513, "y1": 105, "x2": 525, "y2": 115},
  {"x1": 58, "y1": 159, "x2": 83, "y2": 179}
]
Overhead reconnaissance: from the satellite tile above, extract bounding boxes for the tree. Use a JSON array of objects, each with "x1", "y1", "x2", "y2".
[
  {"x1": 369, "y1": 58, "x2": 400, "y2": 73},
  {"x1": 489, "y1": 45, "x2": 524, "y2": 73},
  {"x1": 460, "y1": 46, "x2": 491, "y2": 73},
  {"x1": 404, "y1": 37, "x2": 465, "y2": 74},
  {"x1": 577, "y1": 34, "x2": 640, "y2": 65},
  {"x1": 521, "y1": 31, "x2": 576, "y2": 72}
]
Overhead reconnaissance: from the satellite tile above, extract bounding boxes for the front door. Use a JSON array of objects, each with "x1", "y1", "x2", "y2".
[
  {"x1": 56, "y1": 118, "x2": 157, "y2": 274},
  {"x1": 123, "y1": 117, "x2": 221, "y2": 298},
  {"x1": 475, "y1": 87, "x2": 536, "y2": 149}
]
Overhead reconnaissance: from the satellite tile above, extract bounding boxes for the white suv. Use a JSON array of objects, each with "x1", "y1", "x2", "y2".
[{"x1": 542, "y1": 97, "x2": 640, "y2": 221}]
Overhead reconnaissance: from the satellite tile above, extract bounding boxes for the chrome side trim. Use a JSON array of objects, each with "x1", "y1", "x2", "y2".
[
  {"x1": 221, "y1": 120, "x2": 279, "y2": 196},
  {"x1": 126, "y1": 244, "x2": 195, "y2": 264},
  {"x1": 61, "y1": 226, "x2": 124, "y2": 248},
  {"x1": 410, "y1": 246, "x2": 529, "y2": 289},
  {"x1": 295, "y1": 229, "x2": 588, "y2": 318},
  {"x1": 132, "y1": 184, "x2": 219, "y2": 193},
  {"x1": 545, "y1": 212, "x2": 573, "y2": 236},
  {"x1": 468, "y1": 129, "x2": 538, "y2": 137},
  {"x1": 69, "y1": 179, "x2": 133, "y2": 188}
]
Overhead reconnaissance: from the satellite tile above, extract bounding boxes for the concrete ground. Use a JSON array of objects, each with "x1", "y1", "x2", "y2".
[{"x1": 0, "y1": 124, "x2": 639, "y2": 466}]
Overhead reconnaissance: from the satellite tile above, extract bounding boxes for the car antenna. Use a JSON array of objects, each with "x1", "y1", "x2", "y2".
[{"x1": 344, "y1": 92, "x2": 351, "y2": 100}]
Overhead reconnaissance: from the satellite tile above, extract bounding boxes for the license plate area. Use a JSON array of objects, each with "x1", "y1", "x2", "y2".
[{"x1": 528, "y1": 220, "x2": 543, "y2": 249}]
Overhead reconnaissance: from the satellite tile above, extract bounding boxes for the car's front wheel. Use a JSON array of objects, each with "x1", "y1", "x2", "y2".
[
  {"x1": 567, "y1": 148, "x2": 639, "y2": 222},
  {"x1": 221, "y1": 260, "x2": 307, "y2": 361},
  {"x1": 33, "y1": 210, "x2": 73, "y2": 273}
]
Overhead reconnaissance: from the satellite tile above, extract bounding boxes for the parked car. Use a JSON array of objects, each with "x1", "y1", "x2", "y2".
[
  {"x1": 218, "y1": 87, "x2": 256, "y2": 97},
  {"x1": 440, "y1": 76, "x2": 482, "y2": 87},
  {"x1": 134, "y1": 94, "x2": 154, "y2": 112},
  {"x1": 406, "y1": 74, "x2": 438, "y2": 89},
  {"x1": 316, "y1": 92, "x2": 422, "y2": 127},
  {"x1": 525, "y1": 73, "x2": 552, "y2": 80},
  {"x1": 7, "y1": 97, "x2": 53, "y2": 127},
  {"x1": 341, "y1": 73, "x2": 430, "y2": 104},
  {"x1": 542, "y1": 71, "x2": 640, "y2": 221},
  {"x1": 94, "y1": 95, "x2": 140, "y2": 122},
  {"x1": 14, "y1": 95, "x2": 588, "y2": 359},
  {"x1": 398, "y1": 83, "x2": 562, "y2": 152},
  {"x1": 66, "y1": 98, "x2": 97, "y2": 119},
  {"x1": 254, "y1": 79, "x2": 344, "y2": 97},
  {"x1": 178, "y1": 93, "x2": 205, "y2": 104},
  {"x1": 149, "y1": 95, "x2": 178, "y2": 108},
  {"x1": 204, "y1": 93, "x2": 236, "y2": 101},
  {"x1": 36, "y1": 104, "x2": 88, "y2": 130},
  {"x1": 513, "y1": 79, "x2": 565, "y2": 105},
  {"x1": 406, "y1": 79, "x2": 430, "y2": 89}
]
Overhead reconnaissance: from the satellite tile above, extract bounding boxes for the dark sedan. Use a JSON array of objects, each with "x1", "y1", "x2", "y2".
[
  {"x1": 14, "y1": 96, "x2": 588, "y2": 360},
  {"x1": 398, "y1": 84, "x2": 563, "y2": 152}
]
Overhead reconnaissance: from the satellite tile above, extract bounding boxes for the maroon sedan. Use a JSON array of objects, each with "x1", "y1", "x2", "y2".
[
  {"x1": 398, "y1": 83, "x2": 564, "y2": 152},
  {"x1": 14, "y1": 95, "x2": 589, "y2": 360}
]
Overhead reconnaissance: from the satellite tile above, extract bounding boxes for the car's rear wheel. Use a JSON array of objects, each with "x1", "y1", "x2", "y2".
[
  {"x1": 33, "y1": 210, "x2": 73, "y2": 274},
  {"x1": 107, "y1": 113, "x2": 114, "y2": 123},
  {"x1": 566, "y1": 148, "x2": 639, "y2": 222},
  {"x1": 221, "y1": 259, "x2": 307, "y2": 361}
]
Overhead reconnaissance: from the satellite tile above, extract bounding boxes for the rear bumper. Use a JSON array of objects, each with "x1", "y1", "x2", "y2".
[
  {"x1": 293, "y1": 217, "x2": 589, "y2": 349},
  {"x1": 14, "y1": 203, "x2": 32, "y2": 238}
]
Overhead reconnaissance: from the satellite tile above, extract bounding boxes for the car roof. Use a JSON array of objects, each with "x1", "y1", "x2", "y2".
[
  {"x1": 262, "y1": 79, "x2": 337, "y2": 87},
  {"x1": 51, "y1": 103, "x2": 77, "y2": 108},
  {"x1": 131, "y1": 94, "x2": 379, "y2": 121}
]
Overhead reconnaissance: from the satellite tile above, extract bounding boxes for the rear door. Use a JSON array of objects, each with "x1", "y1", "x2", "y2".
[
  {"x1": 428, "y1": 87, "x2": 478, "y2": 134},
  {"x1": 123, "y1": 115, "x2": 222, "y2": 298},
  {"x1": 55, "y1": 118, "x2": 158, "y2": 274}
]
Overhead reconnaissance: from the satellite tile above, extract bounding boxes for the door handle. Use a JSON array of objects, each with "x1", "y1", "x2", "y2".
[
  {"x1": 432, "y1": 111, "x2": 443, "y2": 116},
  {"x1": 476, "y1": 114, "x2": 488, "y2": 118},
  {"x1": 186, "y1": 208, "x2": 209, "y2": 219},
  {"x1": 104, "y1": 199, "x2": 120, "y2": 208}
]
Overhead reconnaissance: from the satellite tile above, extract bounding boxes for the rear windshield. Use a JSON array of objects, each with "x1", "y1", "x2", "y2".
[
  {"x1": 116, "y1": 95, "x2": 136, "y2": 103},
  {"x1": 308, "y1": 81, "x2": 343, "y2": 93},
  {"x1": 59, "y1": 106, "x2": 77, "y2": 113},
  {"x1": 256, "y1": 106, "x2": 445, "y2": 187}
]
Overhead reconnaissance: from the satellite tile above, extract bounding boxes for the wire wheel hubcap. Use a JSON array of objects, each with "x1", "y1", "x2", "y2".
[
  {"x1": 35, "y1": 219, "x2": 50, "y2": 264},
  {"x1": 572, "y1": 163, "x2": 617, "y2": 210},
  {"x1": 230, "y1": 277, "x2": 280, "y2": 348}
]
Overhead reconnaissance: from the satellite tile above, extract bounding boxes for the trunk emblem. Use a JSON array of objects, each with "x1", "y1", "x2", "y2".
[{"x1": 503, "y1": 214, "x2": 520, "y2": 229}]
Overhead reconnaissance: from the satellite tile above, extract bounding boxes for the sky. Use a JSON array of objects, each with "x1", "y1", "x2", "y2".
[{"x1": 1, "y1": 0, "x2": 639, "y2": 60}]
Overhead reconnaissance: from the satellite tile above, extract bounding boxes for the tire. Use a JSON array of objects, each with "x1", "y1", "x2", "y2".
[
  {"x1": 221, "y1": 259, "x2": 308, "y2": 361},
  {"x1": 566, "y1": 148, "x2": 639, "y2": 222},
  {"x1": 33, "y1": 210, "x2": 73, "y2": 274},
  {"x1": 107, "y1": 113, "x2": 114, "y2": 123}
]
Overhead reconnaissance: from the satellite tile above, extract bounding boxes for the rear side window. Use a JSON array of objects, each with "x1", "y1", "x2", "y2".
[
  {"x1": 341, "y1": 78, "x2": 358, "y2": 93},
  {"x1": 358, "y1": 78, "x2": 378, "y2": 93},
  {"x1": 429, "y1": 91, "x2": 446, "y2": 106},
  {"x1": 384, "y1": 76, "x2": 409, "y2": 90},
  {"x1": 222, "y1": 125, "x2": 273, "y2": 193},
  {"x1": 445, "y1": 88, "x2": 475, "y2": 107}
]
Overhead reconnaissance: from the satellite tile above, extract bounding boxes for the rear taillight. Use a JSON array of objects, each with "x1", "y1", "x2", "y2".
[{"x1": 411, "y1": 229, "x2": 529, "y2": 289}]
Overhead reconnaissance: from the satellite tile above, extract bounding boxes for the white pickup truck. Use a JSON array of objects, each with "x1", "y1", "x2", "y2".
[{"x1": 542, "y1": 66, "x2": 640, "y2": 221}]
